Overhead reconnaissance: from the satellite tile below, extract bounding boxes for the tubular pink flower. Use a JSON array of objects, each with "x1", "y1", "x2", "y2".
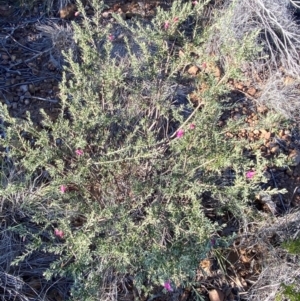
[
  {"x1": 246, "y1": 170, "x2": 256, "y2": 179},
  {"x1": 60, "y1": 185, "x2": 67, "y2": 193},
  {"x1": 54, "y1": 229, "x2": 64, "y2": 239},
  {"x1": 176, "y1": 129, "x2": 184, "y2": 138},
  {"x1": 75, "y1": 149, "x2": 84, "y2": 156},
  {"x1": 173, "y1": 17, "x2": 179, "y2": 22},
  {"x1": 189, "y1": 123, "x2": 195, "y2": 130},
  {"x1": 108, "y1": 34, "x2": 114, "y2": 41},
  {"x1": 163, "y1": 280, "x2": 173, "y2": 292},
  {"x1": 192, "y1": 1, "x2": 199, "y2": 5},
  {"x1": 164, "y1": 21, "x2": 170, "y2": 30}
]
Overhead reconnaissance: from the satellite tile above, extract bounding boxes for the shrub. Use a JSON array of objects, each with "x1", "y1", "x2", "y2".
[{"x1": 0, "y1": 0, "x2": 289, "y2": 300}]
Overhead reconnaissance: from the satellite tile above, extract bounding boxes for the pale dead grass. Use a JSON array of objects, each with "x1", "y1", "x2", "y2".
[{"x1": 243, "y1": 209, "x2": 300, "y2": 301}]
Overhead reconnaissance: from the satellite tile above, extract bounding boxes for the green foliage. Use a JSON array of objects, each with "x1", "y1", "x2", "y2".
[
  {"x1": 0, "y1": 0, "x2": 290, "y2": 300},
  {"x1": 276, "y1": 284, "x2": 300, "y2": 301},
  {"x1": 282, "y1": 238, "x2": 300, "y2": 255}
]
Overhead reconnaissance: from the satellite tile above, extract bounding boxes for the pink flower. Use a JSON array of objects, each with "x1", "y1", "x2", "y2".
[
  {"x1": 246, "y1": 170, "x2": 256, "y2": 179},
  {"x1": 202, "y1": 62, "x2": 207, "y2": 69},
  {"x1": 60, "y1": 185, "x2": 67, "y2": 193},
  {"x1": 176, "y1": 129, "x2": 184, "y2": 138},
  {"x1": 173, "y1": 17, "x2": 179, "y2": 22},
  {"x1": 54, "y1": 229, "x2": 64, "y2": 239},
  {"x1": 189, "y1": 123, "x2": 195, "y2": 130},
  {"x1": 108, "y1": 34, "x2": 114, "y2": 42},
  {"x1": 163, "y1": 280, "x2": 173, "y2": 292},
  {"x1": 164, "y1": 21, "x2": 170, "y2": 30},
  {"x1": 192, "y1": 1, "x2": 198, "y2": 5},
  {"x1": 74, "y1": 11, "x2": 80, "y2": 17},
  {"x1": 75, "y1": 149, "x2": 84, "y2": 156}
]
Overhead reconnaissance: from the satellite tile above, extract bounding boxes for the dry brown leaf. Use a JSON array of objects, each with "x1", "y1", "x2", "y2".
[
  {"x1": 179, "y1": 50, "x2": 185, "y2": 58},
  {"x1": 187, "y1": 65, "x2": 199, "y2": 75},
  {"x1": 208, "y1": 289, "x2": 224, "y2": 301},
  {"x1": 59, "y1": 4, "x2": 77, "y2": 19}
]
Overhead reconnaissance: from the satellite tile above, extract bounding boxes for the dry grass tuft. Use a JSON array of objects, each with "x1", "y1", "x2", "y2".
[{"x1": 244, "y1": 210, "x2": 300, "y2": 301}]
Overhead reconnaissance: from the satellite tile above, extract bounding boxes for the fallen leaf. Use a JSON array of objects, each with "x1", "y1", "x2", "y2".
[
  {"x1": 59, "y1": 4, "x2": 77, "y2": 19},
  {"x1": 208, "y1": 289, "x2": 224, "y2": 301},
  {"x1": 199, "y1": 259, "x2": 212, "y2": 276},
  {"x1": 179, "y1": 50, "x2": 185, "y2": 58},
  {"x1": 187, "y1": 65, "x2": 199, "y2": 75}
]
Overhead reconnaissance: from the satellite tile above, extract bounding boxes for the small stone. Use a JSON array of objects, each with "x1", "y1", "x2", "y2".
[
  {"x1": 24, "y1": 91, "x2": 31, "y2": 98},
  {"x1": 12, "y1": 102, "x2": 18, "y2": 109},
  {"x1": 289, "y1": 149, "x2": 300, "y2": 166},
  {"x1": 257, "y1": 105, "x2": 268, "y2": 113},
  {"x1": 247, "y1": 87, "x2": 256, "y2": 96},
  {"x1": 225, "y1": 132, "x2": 234, "y2": 138},
  {"x1": 20, "y1": 84, "x2": 28, "y2": 92},
  {"x1": 28, "y1": 84, "x2": 35, "y2": 93},
  {"x1": 271, "y1": 145, "x2": 279, "y2": 154},
  {"x1": 102, "y1": 11, "x2": 110, "y2": 18},
  {"x1": 24, "y1": 99, "x2": 30, "y2": 105},
  {"x1": 11, "y1": 55, "x2": 16, "y2": 62},
  {"x1": 253, "y1": 129, "x2": 260, "y2": 135}
]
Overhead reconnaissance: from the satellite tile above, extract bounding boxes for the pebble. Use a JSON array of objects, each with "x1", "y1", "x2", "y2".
[
  {"x1": 29, "y1": 84, "x2": 35, "y2": 93},
  {"x1": 102, "y1": 11, "x2": 110, "y2": 18},
  {"x1": 20, "y1": 84, "x2": 28, "y2": 92},
  {"x1": 247, "y1": 87, "x2": 256, "y2": 96},
  {"x1": 271, "y1": 145, "x2": 279, "y2": 154},
  {"x1": 257, "y1": 105, "x2": 268, "y2": 113},
  {"x1": 24, "y1": 99, "x2": 30, "y2": 105},
  {"x1": 289, "y1": 149, "x2": 300, "y2": 166}
]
